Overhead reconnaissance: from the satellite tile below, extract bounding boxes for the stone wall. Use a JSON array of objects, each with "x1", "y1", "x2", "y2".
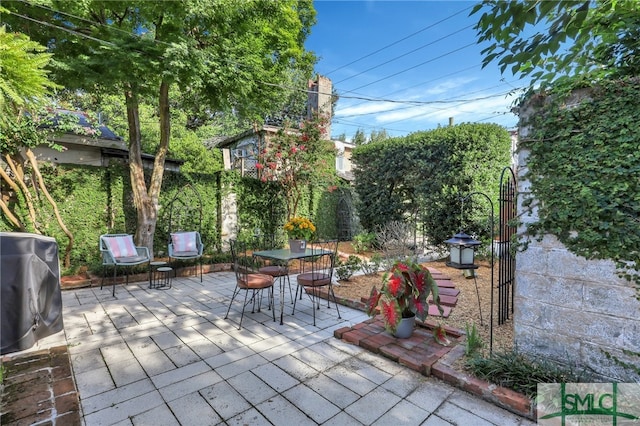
[{"x1": 515, "y1": 106, "x2": 640, "y2": 381}]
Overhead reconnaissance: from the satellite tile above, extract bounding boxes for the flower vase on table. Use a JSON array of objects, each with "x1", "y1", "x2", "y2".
[
  {"x1": 288, "y1": 239, "x2": 306, "y2": 253},
  {"x1": 284, "y1": 217, "x2": 316, "y2": 253}
]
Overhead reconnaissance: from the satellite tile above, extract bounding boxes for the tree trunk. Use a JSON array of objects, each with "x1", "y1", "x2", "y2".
[
  {"x1": 124, "y1": 81, "x2": 170, "y2": 257},
  {"x1": 125, "y1": 86, "x2": 154, "y2": 255},
  {"x1": 0, "y1": 197, "x2": 24, "y2": 230},
  {"x1": 3, "y1": 154, "x2": 39, "y2": 232},
  {"x1": 0, "y1": 166, "x2": 26, "y2": 230},
  {"x1": 25, "y1": 148, "x2": 74, "y2": 268}
]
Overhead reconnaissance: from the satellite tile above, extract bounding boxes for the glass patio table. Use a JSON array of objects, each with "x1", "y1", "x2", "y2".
[{"x1": 252, "y1": 247, "x2": 333, "y2": 325}]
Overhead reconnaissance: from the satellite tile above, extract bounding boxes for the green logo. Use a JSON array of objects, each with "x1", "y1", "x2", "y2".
[{"x1": 538, "y1": 383, "x2": 640, "y2": 425}]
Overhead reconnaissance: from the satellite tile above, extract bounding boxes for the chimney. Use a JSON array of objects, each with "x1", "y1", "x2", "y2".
[{"x1": 308, "y1": 75, "x2": 332, "y2": 139}]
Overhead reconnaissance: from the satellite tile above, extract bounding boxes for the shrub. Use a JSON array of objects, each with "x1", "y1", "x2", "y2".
[
  {"x1": 353, "y1": 232, "x2": 376, "y2": 253},
  {"x1": 360, "y1": 253, "x2": 382, "y2": 276},
  {"x1": 335, "y1": 255, "x2": 362, "y2": 281}
]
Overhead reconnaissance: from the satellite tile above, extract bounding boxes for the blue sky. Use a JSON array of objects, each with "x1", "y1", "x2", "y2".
[{"x1": 305, "y1": 1, "x2": 527, "y2": 141}]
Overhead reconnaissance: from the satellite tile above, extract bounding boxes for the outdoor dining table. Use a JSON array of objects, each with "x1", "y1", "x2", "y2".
[{"x1": 252, "y1": 247, "x2": 333, "y2": 325}]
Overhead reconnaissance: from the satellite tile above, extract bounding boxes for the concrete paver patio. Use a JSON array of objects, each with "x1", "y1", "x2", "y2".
[{"x1": 5, "y1": 271, "x2": 535, "y2": 425}]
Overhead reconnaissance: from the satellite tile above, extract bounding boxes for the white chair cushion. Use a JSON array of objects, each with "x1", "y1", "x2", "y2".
[
  {"x1": 172, "y1": 232, "x2": 198, "y2": 253},
  {"x1": 105, "y1": 235, "x2": 137, "y2": 258}
]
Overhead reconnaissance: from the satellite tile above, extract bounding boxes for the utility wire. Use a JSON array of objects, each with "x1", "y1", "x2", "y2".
[
  {"x1": 338, "y1": 86, "x2": 520, "y2": 119},
  {"x1": 336, "y1": 23, "x2": 475, "y2": 85},
  {"x1": 343, "y1": 63, "x2": 481, "y2": 110},
  {"x1": 7, "y1": 10, "x2": 116, "y2": 46},
  {"x1": 345, "y1": 41, "x2": 476, "y2": 93},
  {"x1": 261, "y1": 81, "x2": 518, "y2": 106},
  {"x1": 325, "y1": 4, "x2": 473, "y2": 76}
]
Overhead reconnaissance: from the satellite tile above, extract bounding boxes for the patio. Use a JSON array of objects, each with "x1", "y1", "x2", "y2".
[{"x1": 1, "y1": 271, "x2": 534, "y2": 425}]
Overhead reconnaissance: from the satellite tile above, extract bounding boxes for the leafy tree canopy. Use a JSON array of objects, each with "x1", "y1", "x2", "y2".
[
  {"x1": 3, "y1": 0, "x2": 318, "y2": 252},
  {"x1": 4, "y1": 0, "x2": 317, "y2": 123},
  {"x1": 472, "y1": 0, "x2": 640, "y2": 90}
]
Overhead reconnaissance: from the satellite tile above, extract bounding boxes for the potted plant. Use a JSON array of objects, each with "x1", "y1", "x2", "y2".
[
  {"x1": 366, "y1": 259, "x2": 442, "y2": 338},
  {"x1": 283, "y1": 216, "x2": 316, "y2": 252}
]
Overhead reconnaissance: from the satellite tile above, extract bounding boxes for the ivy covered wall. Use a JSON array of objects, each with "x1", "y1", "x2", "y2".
[
  {"x1": 0, "y1": 162, "x2": 223, "y2": 273},
  {"x1": 0, "y1": 160, "x2": 346, "y2": 275},
  {"x1": 515, "y1": 77, "x2": 640, "y2": 381}
]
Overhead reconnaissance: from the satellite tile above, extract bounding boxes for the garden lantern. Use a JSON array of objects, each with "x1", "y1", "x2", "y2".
[
  {"x1": 444, "y1": 231, "x2": 481, "y2": 269},
  {"x1": 444, "y1": 190, "x2": 496, "y2": 353}
]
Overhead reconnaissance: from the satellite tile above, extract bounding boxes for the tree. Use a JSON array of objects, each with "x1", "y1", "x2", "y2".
[
  {"x1": 257, "y1": 114, "x2": 336, "y2": 220},
  {"x1": 0, "y1": 25, "x2": 75, "y2": 267},
  {"x1": 369, "y1": 129, "x2": 389, "y2": 144},
  {"x1": 472, "y1": 0, "x2": 640, "y2": 89},
  {"x1": 4, "y1": 0, "x2": 316, "y2": 254},
  {"x1": 352, "y1": 129, "x2": 366, "y2": 146}
]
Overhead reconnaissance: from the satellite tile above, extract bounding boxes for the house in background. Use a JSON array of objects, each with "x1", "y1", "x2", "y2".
[
  {"x1": 214, "y1": 75, "x2": 352, "y2": 179},
  {"x1": 32, "y1": 110, "x2": 182, "y2": 171},
  {"x1": 334, "y1": 139, "x2": 355, "y2": 182}
]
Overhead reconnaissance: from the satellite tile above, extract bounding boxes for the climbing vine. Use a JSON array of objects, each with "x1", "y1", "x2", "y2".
[{"x1": 521, "y1": 77, "x2": 640, "y2": 298}]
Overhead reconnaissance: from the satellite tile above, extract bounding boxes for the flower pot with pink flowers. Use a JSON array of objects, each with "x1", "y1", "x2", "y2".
[{"x1": 366, "y1": 259, "x2": 443, "y2": 338}]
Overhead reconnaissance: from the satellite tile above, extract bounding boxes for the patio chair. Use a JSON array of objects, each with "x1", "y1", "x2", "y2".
[
  {"x1": 225, "y1": 239, "x2": 275, "y2": 330},
  {"x1": 252, "y1": 233, "x2": 294, "y2": 303},
  {"x1": 293, "y1": 239, "x2": 341, "y2": 326},
  {"x1": 166, "y1": 183, "x2": 204, "y2": 281},
  {"x1": 100, "y1": 234, "x2": 151, "y2": 296},
  {"x1": 168, "y1": 231, "x2": 204, "y2": 281}
]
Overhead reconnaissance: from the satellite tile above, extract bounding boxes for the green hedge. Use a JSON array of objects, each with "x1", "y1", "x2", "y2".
[{"x1": 353, "y1": 123, "x2": 512, "y2": 246}]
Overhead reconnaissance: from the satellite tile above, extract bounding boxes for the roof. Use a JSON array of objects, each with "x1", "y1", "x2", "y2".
[
  {"x1": 46, "y1": 109, "x2": 123, "y2": 141},
  {"x1": 212, "y1": 125, "x2": 282, "y2": 149}
]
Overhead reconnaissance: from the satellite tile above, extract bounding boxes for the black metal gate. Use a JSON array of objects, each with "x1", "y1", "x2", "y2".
[
  {"x1": 336, "y1": 190, "x2": 354, "y2": 241},
  {"x1": 497, "y1": 167, "x2": 517, "y2": 325}
]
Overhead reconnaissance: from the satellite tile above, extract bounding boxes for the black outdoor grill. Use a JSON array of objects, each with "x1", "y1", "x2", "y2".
[{"x1": 1, "y1": 232, "x2": 64, "y2": 355}]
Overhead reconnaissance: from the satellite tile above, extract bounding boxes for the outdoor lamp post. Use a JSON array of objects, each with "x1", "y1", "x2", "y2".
[
  {"x1": 443, "y1": 191, "x2": 495, "y2": 353},
  {"x1": 444, "y1": 231, "x2": 481, "y2": 270}
]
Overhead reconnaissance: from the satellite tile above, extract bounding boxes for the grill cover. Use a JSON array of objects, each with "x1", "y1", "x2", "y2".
[{"x1": 1, "y1": 232, "x2": 64, "y2": 355}]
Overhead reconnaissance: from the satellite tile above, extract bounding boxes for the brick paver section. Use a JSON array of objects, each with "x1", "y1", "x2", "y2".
[
  {"x1": 1, "y1": 346, "x2": 81, "y2": 425},
  {"x1": 335, "y1": 317, "x2": 463, "y2": 374}
]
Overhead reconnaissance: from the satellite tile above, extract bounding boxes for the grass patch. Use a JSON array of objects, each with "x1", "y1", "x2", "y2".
[
  {"x1": 465, "y1": 349, "x2": 592, "y2": 398},
  {"x1": 464, "y1": 322, "x2": 484, "y2": 357}
]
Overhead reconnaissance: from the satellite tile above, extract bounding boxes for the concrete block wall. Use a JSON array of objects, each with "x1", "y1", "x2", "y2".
[
  {"x1": 514, "y1": 234, "x2": 640, "y2": 381},
  {"x1": 515, "y1": 132, "x2": 640, "y2": 381}
]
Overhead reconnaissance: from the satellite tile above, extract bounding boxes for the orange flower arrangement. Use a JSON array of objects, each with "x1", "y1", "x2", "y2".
[{"x1": 283, "y1": 216, "x2": 316, "y2": 241}]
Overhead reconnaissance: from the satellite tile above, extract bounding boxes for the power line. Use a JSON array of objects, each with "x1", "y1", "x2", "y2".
[
  {"x1": 337, "y1": 85, "x2": 521, "y2": 119},
  {"x1": 7, "y1": 10, "x2": 116, "y2": 46},
  {"x1": 342, "y1": 63, "x2": 481, "y2": 110},
  {"x1": 325, "y1": 4, "x2": 473, "y2": 76},
  {"x1": 14, "y1": 0, "x2": 174, "y2": 47},
  {"x1": 345, "y1": 41, "x2": 477, "y2": 93},
  {"x1": 261, "y1": 81, "x2": 519, "y2": 106},
  {"x1": 336, "y1": 23, "x2": 475, "y2": 86}
]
